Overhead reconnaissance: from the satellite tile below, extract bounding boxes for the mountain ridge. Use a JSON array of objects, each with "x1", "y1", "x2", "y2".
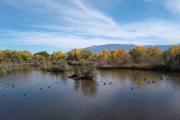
[{"x1": 86, "y1": 44, "x2": 176, "y2": 53}]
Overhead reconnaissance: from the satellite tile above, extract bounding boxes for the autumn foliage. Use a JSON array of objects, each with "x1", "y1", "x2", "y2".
[{"x1": 0, "y1": 45, "x2": 180, "y2": 71}]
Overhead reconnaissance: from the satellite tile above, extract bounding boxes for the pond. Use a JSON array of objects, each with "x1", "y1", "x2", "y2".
[{"x1": 0, "y1": 68, "x2": 180, "y2": 120}]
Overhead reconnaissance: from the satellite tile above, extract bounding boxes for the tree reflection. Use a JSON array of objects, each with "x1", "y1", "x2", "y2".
[{"x1": 74, "y1": 80, "x2": 97, "y2": 97}]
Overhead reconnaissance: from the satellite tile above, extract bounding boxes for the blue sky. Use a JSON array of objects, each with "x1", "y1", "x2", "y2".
[{"x1": 0, "y1": 0, "x2": 180, "y2": 52}]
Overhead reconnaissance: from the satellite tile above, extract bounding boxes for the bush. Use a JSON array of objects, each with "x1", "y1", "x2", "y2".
[{"x1": 69, "y1": 63, "x2": 96, "y2": 80}]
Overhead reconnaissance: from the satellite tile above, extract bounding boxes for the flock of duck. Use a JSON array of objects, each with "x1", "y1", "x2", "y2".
[{"x1": 0, "y1": 75, "x2": 176, "y2": 99}]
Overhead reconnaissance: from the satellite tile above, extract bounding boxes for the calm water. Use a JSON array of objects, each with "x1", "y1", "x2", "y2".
[{"x1": 0, "y1": 68, "x2": 180, "y2": 120}]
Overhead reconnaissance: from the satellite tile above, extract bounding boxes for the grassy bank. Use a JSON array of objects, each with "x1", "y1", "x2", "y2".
[
  {"x1": 0, "y1": 62, "x2": 179, "y2": 76},
  {"x1": 64, "y1": 60, "x2": 180, "y2": 72},
  {"x1": 40, "y1": 64, "x2": 69, "y2": 73},
  {"x1": 96, "y1": 63, "x2": 180, "y2": 72},
  {"x1": 0, "y1": 63, "x2": 32, "y2": 74}
]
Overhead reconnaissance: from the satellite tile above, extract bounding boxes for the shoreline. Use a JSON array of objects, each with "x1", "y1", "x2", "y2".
[
  {"x1": 96, "y1": 64, "x2": 180, "y2": 73},
  {"x1": 0, "y1": 63, "x2": 32, "y2": 74},
  {"x1": 0, "y1": 62, "x2": 179, "y2": 75},
  {"x1": 69, "y1": 62, "x2": 180, "y2": 73}
]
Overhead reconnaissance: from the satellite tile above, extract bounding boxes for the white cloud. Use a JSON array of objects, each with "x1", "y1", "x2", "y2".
[
  {"x1": 1, "y1": 0, "x2": 180, "y2": 49},
  {"x1": 164, "y1": 0, "x2": 180, "y2": 14},
  {"x1": 2, "y1": 31, "x2": 153, "y2": 49}
]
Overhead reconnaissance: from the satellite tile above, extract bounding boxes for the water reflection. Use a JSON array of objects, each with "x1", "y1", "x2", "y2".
[
  {"x1": 0, "y1": 69, "x2": 180, "y2": 120},
  {"x1": 98, "y1": 69, "x2": 180, "y2": 87},
  {"x1": 0, "y1": 67, "x2": 33, "y2": 89},
  {"x1": 74, "y1": 80, "x2": 97, "y2": 96}
]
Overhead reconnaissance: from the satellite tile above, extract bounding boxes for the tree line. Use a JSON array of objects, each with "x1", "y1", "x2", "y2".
[{"x1": 0, "y1": 45, "x2": 179, "y2": 71}]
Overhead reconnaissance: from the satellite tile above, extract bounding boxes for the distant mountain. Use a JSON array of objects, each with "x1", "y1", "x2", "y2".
[{"x1": 86, "y1": 44, "x2": 173, "y2": 53}]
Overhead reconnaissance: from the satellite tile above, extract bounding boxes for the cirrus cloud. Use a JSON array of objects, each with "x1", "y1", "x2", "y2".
[{"x1": 0, "y1": 0, "x2": 180, "y2": 51}]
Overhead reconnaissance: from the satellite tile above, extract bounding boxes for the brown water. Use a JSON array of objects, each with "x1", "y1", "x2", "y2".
[{"x1": 0, "y1": 68, "x2": 180, "y2": 120}]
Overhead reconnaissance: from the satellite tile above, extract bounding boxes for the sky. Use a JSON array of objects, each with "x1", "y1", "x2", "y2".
[{"x1": 0, "y1": 0, "x2": 180, "y2": 52}]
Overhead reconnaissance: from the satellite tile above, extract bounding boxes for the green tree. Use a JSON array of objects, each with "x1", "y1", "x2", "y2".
[{"x1": 34, "y1": 51, "x2": 49, "y2": 58}]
